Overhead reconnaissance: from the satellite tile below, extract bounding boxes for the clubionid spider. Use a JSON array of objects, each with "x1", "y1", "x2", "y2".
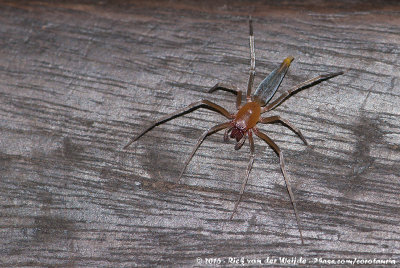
[{"x1": 124, "y1": 19, "x2": 343, "y2": 244}]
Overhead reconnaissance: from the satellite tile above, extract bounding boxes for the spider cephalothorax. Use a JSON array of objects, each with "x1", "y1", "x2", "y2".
[
  {"x1": 227, "y1": 101, "x2": 261, "y2": 149},
  {"x1": 124, "y1": 19, "x2": 343, "y2": 245}
]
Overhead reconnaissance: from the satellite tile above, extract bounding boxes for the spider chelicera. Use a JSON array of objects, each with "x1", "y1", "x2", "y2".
[{"x1": 124, "y1": 19, "x2": 343, "y2": 244}]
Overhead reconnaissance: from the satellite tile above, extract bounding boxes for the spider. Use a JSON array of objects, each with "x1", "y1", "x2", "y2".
[{"x1": 124, "y1": 19, "x2": 343, "y2": 244}]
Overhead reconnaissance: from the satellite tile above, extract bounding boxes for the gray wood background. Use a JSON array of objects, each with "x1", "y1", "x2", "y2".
[{"x1": 1, "y1": 0, "x2": 399, "y2": 267}]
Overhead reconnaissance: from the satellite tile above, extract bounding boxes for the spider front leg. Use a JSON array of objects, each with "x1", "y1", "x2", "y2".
[
  {"x1": 208, "y1": 17, "x2": 256, "y2": 107},
  {"x1": 124, "y1": 99, "x2": 232, "y2": 149},
  {"x1": 230, "y1": 131, "x2": 255, "y2": 220},
  {"x1": 262, "y1": 71, "x2": 344, "y2": 113},
  {"x1": 178, "y1": 122, "x2": 231, "y2": 182},
  {"x1": 253, "y1": 129, "x2": 304, "y2": 245},
  {"x1": 208, "y1": 83, "x2": 242, "y2": 109},
  {"x1": 259, "y1": 116, "x2": 308, "y2": 145},
  {"x1": 246, "y1": 17, "x2": 255, "y2": 101}
]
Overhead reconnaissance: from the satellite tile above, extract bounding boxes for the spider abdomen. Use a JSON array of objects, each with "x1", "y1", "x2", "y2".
[
  {"x1": 230, "y1": 101, "x2": 261, "y2": 141},
  {"x1": 234, "y1": 101, "x2": 261, "y2": 130}
]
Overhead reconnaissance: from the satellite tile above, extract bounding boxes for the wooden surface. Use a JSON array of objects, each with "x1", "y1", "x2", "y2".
[{"x1": 1, "y1": 0, "x2": 399, "y2": 266}]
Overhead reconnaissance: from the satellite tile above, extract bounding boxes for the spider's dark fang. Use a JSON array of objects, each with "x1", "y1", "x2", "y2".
[{"x1": 230, "y1": 127, "x2": 244, "y2": 142}]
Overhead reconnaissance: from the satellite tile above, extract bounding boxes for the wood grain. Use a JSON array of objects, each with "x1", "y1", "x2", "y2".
[{"x1": 0, "y1": 0, "x2": 399, "y2": 266}]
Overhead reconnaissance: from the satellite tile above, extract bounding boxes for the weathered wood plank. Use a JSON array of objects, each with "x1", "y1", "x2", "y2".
[{"x1": 0, "y1": 0, "x2": 399, "y2": 266}]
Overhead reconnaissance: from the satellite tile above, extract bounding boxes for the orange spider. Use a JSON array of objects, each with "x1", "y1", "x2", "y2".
[{"x1": 124, "y1": 19, "x2": 343, "y2": 244}]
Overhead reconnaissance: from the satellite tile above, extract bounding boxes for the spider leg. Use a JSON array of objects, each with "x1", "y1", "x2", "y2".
[
  {"x1": 259, "y1": 116, "x2": 308, "y2": 145},
  {"x1": 262, "y1": 71, "x2": 343, "y2": 113},
  {"x1": 246, "y1": 17, "x2": 255, "y2": 101},
  {"x1": 224, "y1": 126, "x2": 233, "y2": 142},
  {"x1": 253, "y1": 129, "x2": 304, "y2": 245},
  {"x1": 208, "y1": 83, "x2": 242, "y2": 109},
  {"x1": 178, "y1": 122, "x2": 231, "y2": 182},
  {"x1": 124, "y1": 100, "x2": 232, "y2": 149},
  {"x1": 230, "y1": 131, "x2": 255, "y2": 220}
]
